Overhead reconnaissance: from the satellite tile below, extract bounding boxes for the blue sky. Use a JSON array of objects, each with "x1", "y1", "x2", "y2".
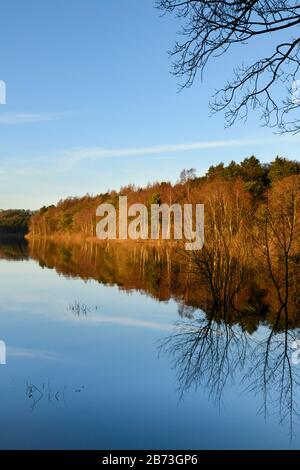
[{"x1": 0, "y1": 0, "x2": 299, "y2": 209}]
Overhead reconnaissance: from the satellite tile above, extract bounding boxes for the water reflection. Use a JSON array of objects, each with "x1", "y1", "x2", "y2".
[
  {"x1": 1, "y1": 239, "x2": 300, "y2": 443},
  {"x1": 160, "y1": 309, "x2": 300, "y2": 438},
  {"x1": 21, "y1": 239, "x2": 300, "y2": 330},
  {"x1": 0, "y1": 237, "x2": 29, "y2": 261}
]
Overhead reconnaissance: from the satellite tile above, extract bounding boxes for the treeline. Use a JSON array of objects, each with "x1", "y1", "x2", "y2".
[
  {"x1": 0, "y1": 209, "x2": 33, "y2": 236},
  {"x1": 29, "y1": 155, "x2": 300, "y2": 238}
]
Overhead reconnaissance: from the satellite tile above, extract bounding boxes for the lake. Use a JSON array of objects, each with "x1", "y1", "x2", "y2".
[{"x1": 0, "y1": 238, "x2": 300, "y2": 449}]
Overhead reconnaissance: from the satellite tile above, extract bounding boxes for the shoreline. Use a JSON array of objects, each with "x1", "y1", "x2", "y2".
[{"x1": 25, "y1": 233, "x2": 180, "y2": 247}]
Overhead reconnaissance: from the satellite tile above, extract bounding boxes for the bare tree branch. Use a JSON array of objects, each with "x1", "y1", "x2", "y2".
[{"x1": 157, "y1": 0, "x2": 300, "y2": 132}]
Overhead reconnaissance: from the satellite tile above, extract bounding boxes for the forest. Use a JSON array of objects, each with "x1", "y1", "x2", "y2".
[{"x1": 28, "y1": 155, "x2": 300, "y2": 239}]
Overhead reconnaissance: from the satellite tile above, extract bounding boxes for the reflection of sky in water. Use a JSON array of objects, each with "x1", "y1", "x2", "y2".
[{"x1": 0, "y1": 258, "x2": 300, "y2": 449}]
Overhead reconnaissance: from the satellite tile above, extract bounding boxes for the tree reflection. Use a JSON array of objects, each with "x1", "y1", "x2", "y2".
[
  {"x1": 161, "y1": 308, "x2": 250, "y2": 405},
  {"x1": 2, "y1": 239, "x2": 300, "y2": 435},
  {"x1": 161, "y1": 304, "x2": 300, "y2": 439},
  {"x1": 245, "y1": 311, "x2": 300, "y2": 438},
  {"x1": 0, "y1": 237, "x2": 28, "y2": 260}
]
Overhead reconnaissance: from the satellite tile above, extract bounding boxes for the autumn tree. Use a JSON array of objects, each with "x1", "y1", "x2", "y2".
[
  {"x1": 257, "y1": 175, "x2": 300, "y2": 315},
  {"x1": 268, "y1": 156, "x2": 300, "y2": 183},
  {"x1": 190, "y1": 178, "x2": 253, "y2": 309}
]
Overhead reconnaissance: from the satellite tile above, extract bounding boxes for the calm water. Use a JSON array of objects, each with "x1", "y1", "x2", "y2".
[{"x1": 0, "y1": 239, "x2": 300, "y2": 449}]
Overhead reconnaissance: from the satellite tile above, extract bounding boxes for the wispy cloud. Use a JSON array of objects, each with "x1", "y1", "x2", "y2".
[
  {"x1": 1, "y1": 136, "x2": 299, "y2": 180},
  {"x1": 0, "y1": 165, "x2": 56, "y2": 178},
  {"x1": 61, "y1": 135, "x2": 299, "y2": 163},
  {"x1": 8, "y1": 347, "x2": 61, "y2": 361},
  {"x1": 79, "y1": 314, "x2": 173, "y2": 332},
  {"x1": 0, "y1": 112, "x2": 65, "y2": 124}
]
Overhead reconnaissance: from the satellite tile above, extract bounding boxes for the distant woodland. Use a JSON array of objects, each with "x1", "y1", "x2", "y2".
[{"x1": 29, "y1": 155, "x2": 300, "y2": 239}]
